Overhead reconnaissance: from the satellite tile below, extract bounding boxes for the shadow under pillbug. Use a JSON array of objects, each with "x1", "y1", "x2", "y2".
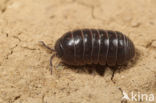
[{"x1": 40, "y1": 29, "x2": 135, "y2": 74}]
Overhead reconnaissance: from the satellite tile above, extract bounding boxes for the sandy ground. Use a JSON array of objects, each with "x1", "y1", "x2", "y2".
[{"x1": 0, "y1": 0, "x2": 156, "y2": 103}]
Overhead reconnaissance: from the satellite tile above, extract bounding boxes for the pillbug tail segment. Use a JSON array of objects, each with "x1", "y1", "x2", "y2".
[{"x1": 39, "y1": 41, "x2": 56, "y2": 52}]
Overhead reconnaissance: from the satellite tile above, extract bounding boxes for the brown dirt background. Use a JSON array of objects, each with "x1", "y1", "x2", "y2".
[{"x1": 0, "y1": 0, "x2": 156, "y2": 103}]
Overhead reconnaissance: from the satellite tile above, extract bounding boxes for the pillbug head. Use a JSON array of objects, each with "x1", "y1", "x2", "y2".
[{"x1": 55, "y1": 39, "x2": 63, "y2": 57}]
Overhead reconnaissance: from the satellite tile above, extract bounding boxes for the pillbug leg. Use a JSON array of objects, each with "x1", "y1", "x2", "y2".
[
  {"x1": 50, "y1": 54, "x2": 56, "y2": 75},
  {"x1": 111, "y1": 66, "x2": 119, "y2": 83},
  {"x1": 39, "y1": 41, "x2": 56, "y2": 52}
]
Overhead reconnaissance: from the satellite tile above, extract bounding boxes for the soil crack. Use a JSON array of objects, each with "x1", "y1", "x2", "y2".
[
  {"x1": 1, "y1": 0, "x2": 10, "y2": 13},
  {"x1": 75, "y1": 1, "x2": 105, "y2": 21},
  {"x1": 20, "y1": 46, "x2": 38, "y2": 51},
  {"x1": 5, "y1": 44, "x2": 18, "y2": 60},
  {"x1": 146, "y1": 40, "x2": 156, "y2": 48}
]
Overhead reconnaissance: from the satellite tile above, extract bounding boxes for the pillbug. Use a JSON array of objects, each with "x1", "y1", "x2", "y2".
[{"x1": 40, "y1": 29, "x2": 135, "y2": 74}]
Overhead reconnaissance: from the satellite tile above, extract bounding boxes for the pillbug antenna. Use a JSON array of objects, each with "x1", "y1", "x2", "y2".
[
  {"x1": 50, "y1": 53, "x2": 56, "y2": 74},
  {"x1": 39, "y1": 41, "x2": 57, "y2": 74},
  {"x1": 39, "y1": 41, "x2": 56, "y2": 52}
]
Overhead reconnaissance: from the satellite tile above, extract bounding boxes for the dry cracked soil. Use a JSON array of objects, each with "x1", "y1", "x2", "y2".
[{"x1": 0, "y1": 0, "x2": 156, "y2": 103}]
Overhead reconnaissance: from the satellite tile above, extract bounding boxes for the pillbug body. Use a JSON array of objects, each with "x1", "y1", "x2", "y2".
[{"x1": 40, "y1": 29, "x2": 135, "y2": 74}]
